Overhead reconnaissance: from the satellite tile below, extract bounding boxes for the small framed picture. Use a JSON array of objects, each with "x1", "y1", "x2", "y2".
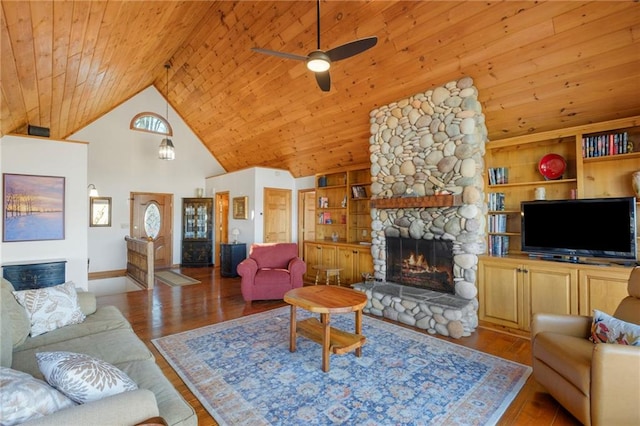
[
  {"x1": 90, "y1": 197, "x2": 112, "y2": 227},
  {"x1": 233, "y1": 196, "x2": 248, "y2": 219},
  {"x1": 352, "y1": 185, "x2": 367, "y2": 199}
]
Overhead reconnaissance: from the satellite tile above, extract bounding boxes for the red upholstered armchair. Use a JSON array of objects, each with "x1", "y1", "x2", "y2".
[{"x1": 237, "y1": 243, "x2": 306, "y2": 302}]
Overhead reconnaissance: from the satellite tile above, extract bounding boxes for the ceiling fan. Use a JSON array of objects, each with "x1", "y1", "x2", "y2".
[{"x1": 252, "y1": 0, "x2": 377, "y2": 92}]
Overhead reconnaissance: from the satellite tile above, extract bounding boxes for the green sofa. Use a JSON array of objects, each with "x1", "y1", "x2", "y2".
[{"x1": 0, "y1": 278, "x2": 196, "y2": 426}]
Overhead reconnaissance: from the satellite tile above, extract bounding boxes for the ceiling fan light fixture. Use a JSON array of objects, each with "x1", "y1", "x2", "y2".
[{"x1": 306, "y1": 51, "x2": 331, "y2": 72}]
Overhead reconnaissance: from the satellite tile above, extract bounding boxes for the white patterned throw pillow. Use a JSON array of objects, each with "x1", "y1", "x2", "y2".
[
  {"x1": 12, "y1": 281, "x2": 86, "y2": 337},
  {"x1": 0, "y1": 366, "x2": 76, "y2": 426},
  {"x1": 36, "y1": 351, "x2": 138, "y2": 404}
]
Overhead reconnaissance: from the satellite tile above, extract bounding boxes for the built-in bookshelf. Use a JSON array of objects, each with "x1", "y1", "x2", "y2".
[
  {"x1": 487, "y1": 192, "x2": 516, "y2": 257},
  {"x1": 314, "y1": 166, "x2": 372, "y2": 243},
  {"x1": 582, "y1": 129, "x2": 635, "y2": 158},
  {"x1": 485, "y1": 115, "x2": 640, "y2": 257}
]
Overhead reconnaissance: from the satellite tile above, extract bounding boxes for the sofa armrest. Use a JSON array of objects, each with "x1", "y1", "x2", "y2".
[
  {"x1": 531, "y1": 312, "x2": 592, "y2": 339},
  {"x1": 237, "y1": 258, "x2": 258, "y2": 278},
  {"x1": 21, "y1": 389, "x2": 159, "y2": 426},
  {"x1": 288, "y1": 257, "x2": 307, "y2": 276},
  {"x1": 77, "y1": 291, "x2": 97, "y2": 316},
  {"x1": 591, "y1": 343, "x2": 640, "y2": 425}
]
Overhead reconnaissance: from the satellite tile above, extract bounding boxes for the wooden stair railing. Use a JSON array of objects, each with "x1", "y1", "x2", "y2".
[{"x1": 125, "y1": 236, "x2": 154, "y2": 290}]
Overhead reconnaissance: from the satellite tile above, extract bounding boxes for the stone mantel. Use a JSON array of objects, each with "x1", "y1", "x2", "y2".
[{"x1": 370, "y1": 194, "x2": 463, "y2": 209}]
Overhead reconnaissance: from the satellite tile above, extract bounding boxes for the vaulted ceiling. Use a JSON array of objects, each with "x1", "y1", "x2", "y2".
[{"x1": 2, "y1": 1, "x2": 639, "y2": 177}]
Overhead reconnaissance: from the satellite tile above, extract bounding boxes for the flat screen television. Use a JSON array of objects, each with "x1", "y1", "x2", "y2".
[{"x1": 520, "y1": 197, "x2": 637, "y2": 263}]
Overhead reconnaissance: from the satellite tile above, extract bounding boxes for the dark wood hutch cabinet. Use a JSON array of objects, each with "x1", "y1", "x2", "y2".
[{"x1": 180, "y1": 197, "x2": 213, "y2": 267}]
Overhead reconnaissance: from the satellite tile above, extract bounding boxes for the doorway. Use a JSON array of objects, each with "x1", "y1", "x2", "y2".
[
  {"x1": 297, "y1": 189, "x2": 316, "y2": 257},
  {"x1": 130, "y1": 192, "x2": 173, "y2": 269},
  {"x1": 215, "y1": 192, "x2": 230, "y2": 267},
  {"x1": 263, "y1": 187, "x2": 291, "y2": 243}
]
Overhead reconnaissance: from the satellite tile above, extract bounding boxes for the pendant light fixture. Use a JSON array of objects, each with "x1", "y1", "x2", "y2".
[{"x1": 159, "y1": 63, "x2": 175, "y2": 160}]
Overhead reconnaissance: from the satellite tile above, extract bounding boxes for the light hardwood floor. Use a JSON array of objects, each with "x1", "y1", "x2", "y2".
[{"x1": 96, "y1": 267, "x2": 581, "y2": 426}]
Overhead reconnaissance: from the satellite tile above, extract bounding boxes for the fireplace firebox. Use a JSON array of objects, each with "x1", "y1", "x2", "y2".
[{"x1": 386, "y1": 237, "x2": 454, "y2": 294}]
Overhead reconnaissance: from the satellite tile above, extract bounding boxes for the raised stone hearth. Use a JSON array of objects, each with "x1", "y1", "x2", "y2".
[
  {"x1": 353, "y1": 281, "x2": 478, "y2": 338},
  {"x1": 361, "y1": 76, "x2": 487, "y2": 338}
]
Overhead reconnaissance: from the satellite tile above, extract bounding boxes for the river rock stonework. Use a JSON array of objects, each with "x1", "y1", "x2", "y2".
[{"x1": 357, "y1": 77, "x2": 487, "y2": 338}]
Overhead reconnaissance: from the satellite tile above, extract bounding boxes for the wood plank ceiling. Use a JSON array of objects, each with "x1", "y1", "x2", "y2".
[{"x1": 2, "y1": 1, "x2": 639, "y2": 177}]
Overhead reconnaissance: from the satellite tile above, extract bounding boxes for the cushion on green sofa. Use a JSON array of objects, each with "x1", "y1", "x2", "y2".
[
  {"x1": 12, "y1": 327, "x2": 154, "y2": 380},
  {"x1": 0, "y1": 366, "x2": 76, "y2": 426},
  {"x1": 15, "y1": 305, "x2": 132, "y2": 353},
  {"x1": 36, "y1": 351, "x2": 138, "y2": 404},
  {"x1": 12, "y1": 282, "x2": 86, "y2": 337}
]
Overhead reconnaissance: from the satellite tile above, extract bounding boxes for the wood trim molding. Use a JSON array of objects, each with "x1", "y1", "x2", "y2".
[
  {"x1": 88, "y1": 269, "x2": 127, "y2": 280},
  {"x1": 370, "y1": 194, "x2": 462, "y2": 209}
]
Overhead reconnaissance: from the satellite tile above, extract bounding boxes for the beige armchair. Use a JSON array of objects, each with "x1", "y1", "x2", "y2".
[{"x1": 531, "y1": 267, "x2": 640, "y2": 426}]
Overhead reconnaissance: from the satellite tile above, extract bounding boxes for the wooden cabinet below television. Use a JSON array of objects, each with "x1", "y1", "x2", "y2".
[
  {"x1": 578, "y1": 266, "x2": 631, "y2": 316},
  {"x1": 478, "y1": 255, "x2": 632, "y2": 332}
]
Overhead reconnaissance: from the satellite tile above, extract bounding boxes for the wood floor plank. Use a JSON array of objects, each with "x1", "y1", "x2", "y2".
[{"x1": 96, "y1": 267, "x2": 580, "y2": 426}]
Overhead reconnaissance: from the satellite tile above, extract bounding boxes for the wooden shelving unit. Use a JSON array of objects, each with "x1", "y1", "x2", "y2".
[
  {"x1": 485, "y1": 115, "x2": 640, "y2": 257},
  {"x1": 479, "y1": 115, "x2": 640, "y2": 332},
  {"x1": 305, "y1": 165, "x2": 374, "y2": 286}
]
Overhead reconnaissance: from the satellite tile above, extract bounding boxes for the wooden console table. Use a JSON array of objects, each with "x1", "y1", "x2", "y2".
[{"x1": 284, "y1": 285, "x2": 367, "y2": 372}]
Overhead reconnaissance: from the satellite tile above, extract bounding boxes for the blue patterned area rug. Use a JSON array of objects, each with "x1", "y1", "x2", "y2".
[{"x1": 153, "y1": 306, "x2": 531, "y2": 425}]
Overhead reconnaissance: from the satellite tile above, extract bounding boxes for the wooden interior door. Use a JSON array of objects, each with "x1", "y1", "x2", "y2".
[
  {"x1": 264, "y1": 187, "x2": 291, "y2": 243},
  {"x1": 215, "y1": 192, "x2": 229, "y2": 266},
  {"x1": 130, "y1": 192, "x2": 173, "y2": 269},
  {"x1": 298, "y1": 189, "x2": 316, "y2": 257}
]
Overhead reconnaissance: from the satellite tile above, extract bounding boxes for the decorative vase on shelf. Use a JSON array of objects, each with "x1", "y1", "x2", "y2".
[{"x1": 633, "y1": 171, "x2": 640, "y2": 200}]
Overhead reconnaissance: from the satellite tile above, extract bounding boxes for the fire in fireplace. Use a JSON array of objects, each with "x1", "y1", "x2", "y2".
[{"x1": 386, "y1": 237, "x2": 455, "y2": 294}]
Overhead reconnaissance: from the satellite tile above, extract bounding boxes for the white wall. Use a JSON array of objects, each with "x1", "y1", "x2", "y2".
[
  {"x1": 70, "y1": 86, "x2": 225, "y2": 272},
  {"x1": 0, "y1": 135, "x2": 89, "y2": 289},
  {"x1": 207, "y1": 167, "x2": 316, "y2": 255}
]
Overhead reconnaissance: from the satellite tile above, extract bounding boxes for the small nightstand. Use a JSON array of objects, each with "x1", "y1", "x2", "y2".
[{"x1": 220, "y1": 243, "x2": 246, "y2": 277}]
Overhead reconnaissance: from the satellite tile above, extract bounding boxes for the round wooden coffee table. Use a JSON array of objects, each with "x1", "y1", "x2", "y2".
[{"x1": 284, "y1": 285, "x2": 367, "y2": 372}]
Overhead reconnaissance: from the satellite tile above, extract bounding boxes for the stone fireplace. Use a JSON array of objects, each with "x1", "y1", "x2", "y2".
[{"x1": 353, "y1": 77, "x2": 487, "y2": 338}]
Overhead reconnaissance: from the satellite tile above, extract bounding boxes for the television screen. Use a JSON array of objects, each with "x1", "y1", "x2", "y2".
[{"x1": 521, "y1": 197, "x2": 637, "y2": 262}]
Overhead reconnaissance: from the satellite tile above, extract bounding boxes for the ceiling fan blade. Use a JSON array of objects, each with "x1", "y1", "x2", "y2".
[
  {"x1": 326, "y1": 36, "x2": 378, "y2": 62},
  {"x1": 251, "y1": 47, "x2": 308, "y2": 62},
  {"x1": 315, "y1": 71, "x2": 331, "y2": 92}
]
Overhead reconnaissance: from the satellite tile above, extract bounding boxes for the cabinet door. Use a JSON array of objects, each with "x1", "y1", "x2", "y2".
[
  {"x1": 578, "y1": 268, "x2": 631, "y2": 316},
  {"x1": 320, "y1": 245, "x2": 337, "y2": 268},
  {"x1": 336, "y1": 247, "x2": 353, "y2": 285},
  {"x1": 356, "y1": 248, "x2": 373, "y2": 282},
  {"x1": 303, "y1": 242, "x2": 321, "y2": 282},
  {"x1": 523, "y1": 262, "x2": 578, "y2": 331},
  {"x1": 478, "y1": 258, "x2": 523, "y2": 329}
]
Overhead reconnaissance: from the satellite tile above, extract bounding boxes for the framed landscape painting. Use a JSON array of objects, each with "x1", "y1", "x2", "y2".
[{"x1": 3, "y1": 173, "x2": 65, "y2": 242}]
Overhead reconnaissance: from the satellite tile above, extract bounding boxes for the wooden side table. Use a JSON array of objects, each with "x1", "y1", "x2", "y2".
[
  {"x1": 284, "y1": 285, "x2": 367, "y2": 372},
  {"x1": 312, "y1": 264, "x2": 343, "y2": 286}
]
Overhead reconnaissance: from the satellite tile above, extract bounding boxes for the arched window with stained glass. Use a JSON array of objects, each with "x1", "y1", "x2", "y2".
[{"x1": 130, "y1": 112, "x2": 173, "y2": 136}]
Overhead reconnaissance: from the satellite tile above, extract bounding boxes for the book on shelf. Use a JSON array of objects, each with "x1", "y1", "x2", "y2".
[
  {"x1": 318, "y1": 196, "x2": 329, "y2": 208},
  {"x1": 488, "y1": 214, "x2": 507, "y2": 233},
  {"x1": 318, "y1": 212, "x2": 332, "y2": 224},
  {"x1": 582, "y1": 131, "x2": 631, "y2": 158},
  {"x1": 488, "y1": 192, "x2": 505, "y2": 211},
  {"x1": 488, "y1": 167, "x2": 508, "y2": 185},
  {"x1": 488, "y1": 235, "x2": 509, "y2": 257}
]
